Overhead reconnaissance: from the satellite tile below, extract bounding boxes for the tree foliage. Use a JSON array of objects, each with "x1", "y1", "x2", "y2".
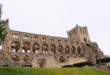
[
  {"x1": 97, "y1": 57, "x2": 110, "y2": 64},
  {"x1": 73, "y1": 61, "x2": 94, "y2": 67},
  {"x1": 0, "y1": 19, "x2": 8, "y2": 45}
]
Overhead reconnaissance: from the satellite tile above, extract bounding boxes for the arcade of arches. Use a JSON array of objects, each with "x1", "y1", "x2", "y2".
[
  {"x1": 0, "y1": 25, "x2": 104, "y2": 68},
  {"x1": 11, "y1": 41, "x2": 82, "y2": 55}
]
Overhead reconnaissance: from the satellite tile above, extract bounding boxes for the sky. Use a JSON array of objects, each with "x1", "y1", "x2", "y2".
[{"x1": 0, "y1": 0, "x2": 110, "y2": 55}]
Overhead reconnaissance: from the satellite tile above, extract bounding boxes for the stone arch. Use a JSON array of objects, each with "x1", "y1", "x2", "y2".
[
  {"x1": 50, "y1": 45, "x2": 56, "y2": 54},
  {"x1": 13, "y1": 33, "x2": 19, "y2": 39},
  {"x1": 59, "y1": 56, "x2": 65, "y2": 63},
  {"x1": 33, "y1": 43, "x2": 40, "y2": 53},
  {"x1": 38, "y1": 58, "x2": 46, "y2": 68},
  {"x1": 71, "y1": 46, "x2": 76, "y2": 54},
  {"x1": 12, "y1": 55, "x2": 20, "y2": 61},
  {"x1": 58, "y1": 45, "x2": 63, "y2": 54},
  {"x1": 11, "y1": 41, "x2": 20, "y2": 52},
  {"x1": 24, "y1": 35, "x2": 29, "y2": 40},
  {"x1": 77, "y1": 47, "x2": 81, "y2": 54},
  {"x1": 23, "y1": 55, "x2": 31, "y2": 61},
  {"x1": 42, "y1": 44, "x2": 49, "y2": 54},
  {"x1": 65, "y1": 46, "x2": 70, "y2": 54},
  {"x1": 22, "y1": 42, "x2": 30, "y2": 53}
]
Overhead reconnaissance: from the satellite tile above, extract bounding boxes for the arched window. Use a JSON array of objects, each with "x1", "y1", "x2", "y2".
[
  {"x1": 12, "y1": 55, "x2": 19, "y2": 61},
  {"x1": 77, "y1": 47, "x2": 81, "y2": 54},
  {"x1": 24, "y1": 35, "x2": 29, "y2": 40},
  {"x1": 38, "y1": 58, "x2": 46, "y2": 68},
  {"x1": 84, "y1": 38, "x2": 87, "y2": 42},
  {"x1": 42, "y1": 38, "x2": 46, "y2": 42},
  {"x1": 11, "y1": 41, "x2": 20, "y2": 52},
  {"x1": 33, "y1": 43, "x2": 40, "y2": 53},
  {"x1": 58, "y1": 39, "x2": 61, "y2": 43},
  {"x1": 59, "y1": 56, "x2": 65, "y2": 63},
  {"x1": 65, "y1": 46, "x2": 70, "y2": 54},
  {"x1": 58, "y1": 45, "x2": 63, "y2": 54},
  {"x1": 23, "y1": 55, "x2": 30, "y2": 61},
  {"x1": 50, "y1": 45, "x2": 56, "y2": 54},
  {"x1": 42, "y1": 44, "x2": 48, "y2": 54},
  {"x1": 34, "y1": 36, "x2": 38, "y2": 41},
  {"x1": 13, "y1": 33, "x2": 19, "y2": 39},
  {"x1": 50, "y1": 38, "x2": 54, "y2": 42},
  {"x1": 22, "y1": 42, "x2": 30, "y2": 53},
  {"x1": 71, "y1": 46, "x2": 76, "y2": 54}
]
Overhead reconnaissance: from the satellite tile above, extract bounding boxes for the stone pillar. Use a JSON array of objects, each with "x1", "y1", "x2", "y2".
[
  {"x1": 75, "y1": 46, "x2": 78, "y2": 55},
  {"x1": 63, "y1": 45, "x2": 65, "y2": 54},
  {"x1": 56, "y1": 44, "x2": 58, "y2": 55},
  {"x1": 30, "y1": 42, "x2": 33, "y2": 53},
  {"x1": 69, "y1": 46, "x2": 71, "y2": 54},
  {"x1": 7, "y1": 40, "x2": 12, "y2": 52},
  {"x1": 39, "y1": 43, "x2": 42, "y2": 54},
  {"x1": 48, "y1": 43, "x2": 50, "y2": 54},
  {"x1": 20, "y1": 41, "x2": 23, "y2": 53}
]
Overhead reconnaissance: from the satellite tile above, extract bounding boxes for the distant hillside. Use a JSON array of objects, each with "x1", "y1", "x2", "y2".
[{"x1": 0, "y1": 67, "x2": 110, "y2": 75}]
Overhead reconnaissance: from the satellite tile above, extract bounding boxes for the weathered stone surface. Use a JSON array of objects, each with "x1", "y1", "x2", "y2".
[{"x1": 0, "y1": 25, "x2": 104, "y2": 68}]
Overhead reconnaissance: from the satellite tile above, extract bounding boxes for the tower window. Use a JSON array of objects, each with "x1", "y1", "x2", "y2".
[{"x1": 84, "y1": 38, "x2": 87, "y2": 42}]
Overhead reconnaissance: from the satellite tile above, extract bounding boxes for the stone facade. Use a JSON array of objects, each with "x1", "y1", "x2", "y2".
[
  {"x1": 0, "y1": 5, "x2": 104, "y2": 68},
  {"x1": 0, "y1": 24, "x2": 104, "y2": 68}
]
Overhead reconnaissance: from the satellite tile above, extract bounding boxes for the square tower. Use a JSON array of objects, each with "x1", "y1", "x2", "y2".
[{"x1": 67, "y1": 24, "x2": 91, "y2": 43}]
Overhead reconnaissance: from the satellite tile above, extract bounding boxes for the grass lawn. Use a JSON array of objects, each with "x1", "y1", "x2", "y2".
[{"x1": 0, "y1": 67, "x2": 110, "y2": 75}]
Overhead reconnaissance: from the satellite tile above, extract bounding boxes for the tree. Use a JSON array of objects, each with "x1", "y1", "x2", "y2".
[
  {"x1": 0, "y1": 4, "x2": 8, "y2": 46},
  {"x1": 0, "y1": 20, "x2": 8, "y2": 45}
]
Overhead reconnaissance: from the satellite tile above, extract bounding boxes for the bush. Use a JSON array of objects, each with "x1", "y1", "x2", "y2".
[
  {"x1": 73, "y1": 62, "x2": 94, "y2": 67},
  {"x1": 62, "y1": 65, "x2": 73, "y2": 68},
  {"x1": 62, "y1": 62, "x2": 94, "y2": 68},
  {"x1": 97, "y1": 58, "x2": 110, "y2": 64}
]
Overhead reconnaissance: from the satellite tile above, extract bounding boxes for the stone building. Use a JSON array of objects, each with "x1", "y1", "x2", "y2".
[{"x1": 0, "y1": 5, "x2": 104, "y2": 68}]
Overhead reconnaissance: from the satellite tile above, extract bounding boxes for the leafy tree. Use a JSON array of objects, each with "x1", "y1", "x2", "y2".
[
  {"x1": 0, "y1": 19, "x2": 8, "y2": 45},
  {"x1": 0, "y1": 4, "x2": 8, "y2": 46}
]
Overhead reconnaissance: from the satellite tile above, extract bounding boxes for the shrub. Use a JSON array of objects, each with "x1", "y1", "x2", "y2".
[
  {"x1": 73, "y1": 62, "x2": 94, "y2": 67},
  {"x1": 97, "y1": 58, "x2": 110, "y2": 64},
  {"x1": 62, "y1": 61, "x2": 94, "y2": 68},
  {"x1": 62, "y1": 65, "x2": 73, "y2": 68}
]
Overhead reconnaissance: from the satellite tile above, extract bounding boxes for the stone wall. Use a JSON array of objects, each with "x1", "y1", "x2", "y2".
[{"x1": 0, "y1": 25, "x2": 104, "y2": 67}]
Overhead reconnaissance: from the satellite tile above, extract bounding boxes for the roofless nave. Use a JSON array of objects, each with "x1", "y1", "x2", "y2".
[{"x1": 0, "y1": 5, "x2": 104, "y2": 67}]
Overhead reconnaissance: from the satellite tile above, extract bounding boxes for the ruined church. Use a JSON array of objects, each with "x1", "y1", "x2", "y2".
[{"x1": 0, "y1": 5, "x2": 104, "y2": 68}]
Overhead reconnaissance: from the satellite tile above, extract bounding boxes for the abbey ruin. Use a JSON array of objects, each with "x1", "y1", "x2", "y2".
[{"x1": 0, "y1": 5, "x2": 104, "y2": 68}]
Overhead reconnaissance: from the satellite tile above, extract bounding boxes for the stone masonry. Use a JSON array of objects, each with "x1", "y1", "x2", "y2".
[{"x1": 0, "y1": 5, "x2": 104, "y2": 68}]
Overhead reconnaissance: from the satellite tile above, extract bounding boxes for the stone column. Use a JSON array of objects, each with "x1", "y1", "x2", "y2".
[
  {"x1": 7, "y1": 39, "x2": 12, "y2": 52},
  {"x1": 20, "y1": 41, "x2": 23, "y2": 53},
  {"x1": 63, "y1": 45, "x2": 65, "y2": 54},
  {"x1": 39, "y1": 43, "x2": 42, "y2": 54},
  {"x1": 30, "y1": 42, "x2": 33, "y2": 53},
  {"x1": 56, "y1": 44, "x2": 58, "y2": 55},
  {"x1": 75, "y1": 46, "x2": 78, "y2": 55},
  {"x1": 69, "y1": 45, "x2": 72, "y2": 55},
  {"x1": 48, "y1": 43, "x2": 50, "y2": 54}
]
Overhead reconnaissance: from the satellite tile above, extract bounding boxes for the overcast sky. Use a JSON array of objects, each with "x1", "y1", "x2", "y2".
[{"x1": 0, "y1": 0, "x2": 110, "y2": 55}]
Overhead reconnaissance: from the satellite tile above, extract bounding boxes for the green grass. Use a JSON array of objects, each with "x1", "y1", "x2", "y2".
[{"x1": 0, "y1": 67, "x2": 110, "y2": 75}]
